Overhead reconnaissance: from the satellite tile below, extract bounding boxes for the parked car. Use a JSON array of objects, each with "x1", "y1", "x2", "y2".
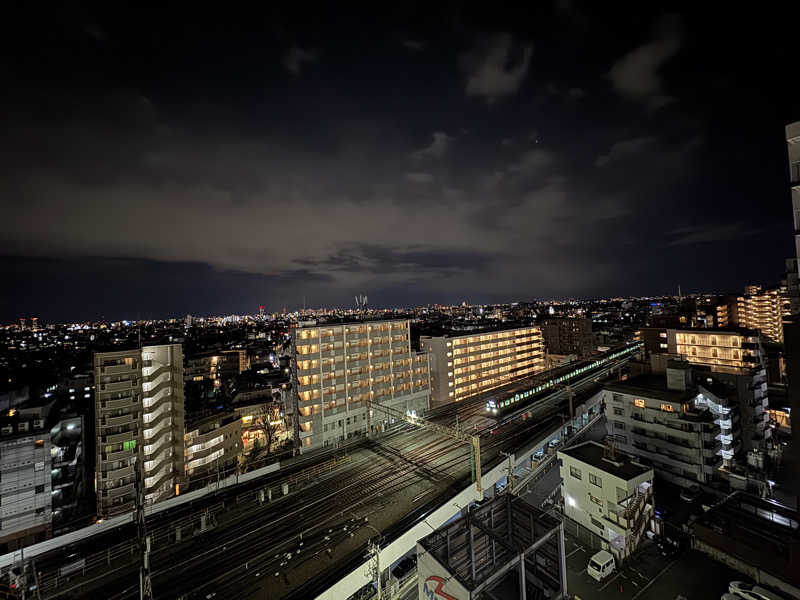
[
  {"x1": 680, "y1": 485, "x2": 702, "y2": 503},
  {"x1": 729, "y1": 581, "x2": 784, "y2": 600},
  {"x1": 548, "y1": 438, "x2": 561, "y2": 449},
  {"x1": 587, "y1": 550, "x2": 616, "y2": 581},
  {"x1": 656, "y1": 536, "x2": 681, "y2": 558}
]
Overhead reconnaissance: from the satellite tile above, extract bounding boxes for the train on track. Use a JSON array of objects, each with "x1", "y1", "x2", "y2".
[{"x1": 484, "y1": 341, "x2": 643, "y2": 418}]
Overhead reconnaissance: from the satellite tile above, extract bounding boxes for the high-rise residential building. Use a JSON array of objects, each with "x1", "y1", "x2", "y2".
[
  {"x1": 540, "y1": 317, "x2": 594, "y2": 358},
  {"x1": 728, "y1": 286, "x2": 790, "y2": 343},
  {"x1": 603, "y1": 365, "x2": 726, "y2": 488},
  {"x1": 291, "y1": 320, "x2": 430, "y2": 451},
  {"x1": 420, "y1": 326, "x2": 545, "y2": 407},
  {"x1": 94, "y1": 344, "x2": 185, "y2": 517},
  {"x1": 787, "y1": 121, "x2": 800, "y2": 314},
  {"x1": 666, "y1": 328, "x2": 770, "y2": 452}
]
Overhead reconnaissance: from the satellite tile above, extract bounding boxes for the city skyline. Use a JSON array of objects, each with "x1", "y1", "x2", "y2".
[{"x1": 2, "y1": 5, "x2": 799, "y2": 320}]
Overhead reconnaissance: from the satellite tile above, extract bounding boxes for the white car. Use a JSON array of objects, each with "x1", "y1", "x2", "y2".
[
  {"x1": 587, "y1": 550, "x2": 615, "y2": 581},
  {"x1": 729, "y1": 581, "x2": 784, "y2": 600}
]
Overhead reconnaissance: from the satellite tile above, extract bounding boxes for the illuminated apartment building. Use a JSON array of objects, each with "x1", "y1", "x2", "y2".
[
  {"x1": 94, "y1": 344, "x2": 185, "y2": 517},
  {"x1": 291, "y1": 320, "x2": 430, "y2": 450},
  {"x1": 667, "y1": 328, "x2": 770, "y2": 452},
  {"x1": 183, "y1": 412, "x2": 242, "y2": 484},
  {"x1": 731, "y1": 287, "x2": 789, "y2": 343},
  {"x1": 420, "y1": 326, "x2": 545, "y2": 407}
]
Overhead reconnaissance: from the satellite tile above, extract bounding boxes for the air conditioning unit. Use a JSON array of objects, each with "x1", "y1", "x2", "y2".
[
  {"x1": 1, "y1": 426, "x2": 12, "y2": 435},
  {"x1": 33, "y1": 419, "x2": 44, "y2": 429}
]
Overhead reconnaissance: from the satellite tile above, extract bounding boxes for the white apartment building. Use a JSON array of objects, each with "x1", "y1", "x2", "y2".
[
  {"x1": 291, "y1": 320, "x2": 430, "y2": 450},
  {"x1": 420, "y1": 326, "x2": 544, "y2": 407},
  {"x1": 94, "y1": 344, "x2": 185, "y2": 517},
  {"x1": 604, "y1": 366, "x2": 725, "y2": 488},
  {"x1": 559, "y1": 441, "x2": 654, "y2": 563},
  {"x1": 0, "y1": 420, "x2": 52, "y2": 551},
  {"x1": 667, "y1": 328, "x2": 770, "y2": 452},
  {"x1": 788, "y1": 121, "x2": 800, "y2": 315},
  {"x1": 184, "y1": 413, "x2": 242, "y2": 484}
]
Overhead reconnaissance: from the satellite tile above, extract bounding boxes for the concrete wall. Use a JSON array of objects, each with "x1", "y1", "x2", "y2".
[{"x1": 417, "y1": 540, "x2": 471, "y2": 600}]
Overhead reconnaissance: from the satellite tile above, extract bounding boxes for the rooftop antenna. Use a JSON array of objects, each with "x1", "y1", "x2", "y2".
[{"x1": 678, "y1": 284, "x2": 682, "y2": 302}]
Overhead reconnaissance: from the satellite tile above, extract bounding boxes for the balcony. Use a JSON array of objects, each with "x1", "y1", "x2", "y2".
[
  {"x1": 99, "y1": 363, "x2": 136, "y2": 376},
  {"x1": 103, "y1": 448, "x2": 134, "y2": 462},
  {"x1": 101, "y1": 380, "x2": 136, "y2": 393},
  {"x1": 103, "y1": 482, "x2": 135, "y2": 499},
  {"x1": 101, "y1": 413, "x2": 135, "y2": 428},
  {"x1": 104, "y1": 464, "x2": 134, "y2": 480},
  {"x1": 102, "y1": 430, "x2": 137, "y2": 445},
  {"x1": 102, "y1": 396, "x2": 140, "y2": 411}
]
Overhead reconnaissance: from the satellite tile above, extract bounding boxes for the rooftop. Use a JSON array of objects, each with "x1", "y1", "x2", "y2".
[
  {"x1": 560, "y1": 441, "x2": 652, "y2": 481},
  {"x1": 605, "y1": 374, "x2": 697, "y2": 403}
]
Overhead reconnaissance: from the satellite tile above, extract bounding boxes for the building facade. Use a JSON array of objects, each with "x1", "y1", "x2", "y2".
[
  {"x1": 184, "y1": 350, "x2": 248, "y2": 385},
  {"x1": 291, "y1": 320, "x2": 430, "y2": 451},
  {"x1": 559, "y1": 441, "x2": 654, "y2": 562},
  {"x1": 603, "y1": 368, "x2": 724, "y2": 488},
  {"x1": 0, "y1": 419, "x2": 52, "y2": 551},
  {"x1": 184, "y1": 413, "x2": 242, "y2": 484},
  {"x1": 540, "y1": 317, "x2": 594, "y2": 358},
  {"x1": 666, "y1": 328, "x2": 770, "y2": 452},
  {"x1": 420, "y1": 326, "x2": 545, "y2": 407},
  {"x1": 94, "y1": 344, "x2": 185, "y2": 517},
  {"x1": 729, "y1": 287, "x2": 790, "y2": 344}
]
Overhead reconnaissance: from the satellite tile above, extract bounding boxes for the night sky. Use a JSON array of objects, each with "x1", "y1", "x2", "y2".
[{"x1": 2, "y1": 3, "x2": 799, "y2": 322}]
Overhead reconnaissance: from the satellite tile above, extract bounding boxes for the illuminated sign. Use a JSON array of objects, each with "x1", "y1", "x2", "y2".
[
  {"x1": 660, "y1": 403, "x2": 674, "y2": 412},
  {"x1": 423, "y1": 577, "x2": 458, "y2": 600}
]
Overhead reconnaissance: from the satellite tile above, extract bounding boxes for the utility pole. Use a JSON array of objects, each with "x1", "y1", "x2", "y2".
[
  {"x1": 134, "y1": 445, "x2": 153, "y2": 600},
  {"x1": 363, "y1": 522, "x2": 383, "y2": 600}
]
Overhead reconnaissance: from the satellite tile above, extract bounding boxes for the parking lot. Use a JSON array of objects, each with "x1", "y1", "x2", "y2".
[{"x1": 565, "y1": 532, "x2": 745, "y2": 600}]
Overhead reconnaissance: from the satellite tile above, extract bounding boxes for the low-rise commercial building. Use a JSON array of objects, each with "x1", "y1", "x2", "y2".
[
  {"x1": 559, "y1": 441, "x2": 654, "y2": 562},
  {"x1": 420, "y1": 325, "x2": 545, "y2": 407},
  {"x1": 692, "y1": 492, "x2": 800, "y2": 598},
  {"x1": 291, "y1": 320, "x2": 430, "y2": 451},
  {"x1": 604, "y1": 369, "x2": 724, "y2": 487}
]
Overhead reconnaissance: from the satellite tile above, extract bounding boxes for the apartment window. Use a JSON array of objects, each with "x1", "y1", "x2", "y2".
[
  {"x1": 659, "y1": 332, "x2": 667, "y2": 339},
  {"x1": 613, "y1": 421, "x2": 626, "y2": 431},
  {"x1": 615, "y1": 435, "x2": 627, "y2": 444},
  {"x1": 569, "y1": 466, "x2": 582, "y2": 480},
  {"x1": 659, "y1": 343, "x2": 668, "y2": 349},
  {"x1": 613, "y1": 407, "x2": 624, "y2": 416},
  {"x1": 123, "y1": 440, "x2": 136, "y2": 452},
  {"x1": 634, "y1": 399, "x2": 645, "y2": 408},
  {"x1": 589, "y1": 473, "x2": 602, "y2": 488},
  {"x1": 34, "y1": 462, "x2": 44, "y2": 472},
  {"x1": 612, "y1": 393, "x2": 623, "y2": 404},
  {"x1": 35, "y1": 484, "x2": 44, "y2": 493},
  {"x1": 590, "y1": 516, "x2": 603, "y2": 530}
]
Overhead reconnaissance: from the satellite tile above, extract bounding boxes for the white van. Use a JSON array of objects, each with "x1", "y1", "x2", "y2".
[{"x1": 587, "y1": 550, "x2": 616, "y2": 581}]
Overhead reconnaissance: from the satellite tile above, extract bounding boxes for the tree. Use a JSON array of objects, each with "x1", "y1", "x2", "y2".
[{"x1": 254, "y1": 402, "x2": 283, "y2": 456}]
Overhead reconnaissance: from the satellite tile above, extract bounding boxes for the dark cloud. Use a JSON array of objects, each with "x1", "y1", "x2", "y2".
[
  {"x1": 0, "y1": 4, "x2": 798, "y2": 320},
  {"x1": 282, "y1": 45, "x2": 317, "y2": 75},
  {"x1": 608, "y1": 21, "x2": 681, "y2": 110},
  {"x1": 461, "y1": 34, "x2": 533, "y2": 102}
]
